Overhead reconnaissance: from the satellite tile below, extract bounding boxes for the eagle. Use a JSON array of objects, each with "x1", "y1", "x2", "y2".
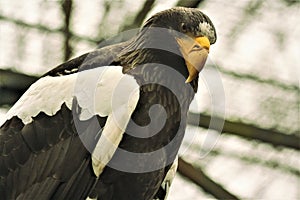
[{"x1": 0, "y1": 7, "x2": 216, "y2": 200}]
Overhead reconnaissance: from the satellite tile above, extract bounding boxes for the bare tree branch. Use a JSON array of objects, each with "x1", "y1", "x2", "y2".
[
  {"x1": 0, "y1": 69, "x2": 36, "y2": 91},
  {"x1": 190, "y1": 144, "x2": 300, "y2": 177},
  {"x1": 0, "y1": 14, "x2": 97, "y2": 44},
  {"x1": 188, "y1": 112, "x2": 300, "y2": 150},
  {"x1": 176, "y1": 0, "x2": 205, "y2": 8},
  {"x1": 97, "y1": 0, "x2": 113, "y2": 38},
  {"x1": 61, "y1": 0, "x2": 73, "y2": 61},
  {"x1": 121, "y1": 0, "x2": 156, "y2": 31},
  {"x1": 177, "y1": 157, "x2": 240, "y2": 199},
  {"x1": 227, "y1": 0, "x2": 264, "y2": 42},
  {"x1": 210, "y1": 64, "x2": 299, "y2": 92},
  {"x1": 0, "y1": 69, "x2": 37, "y2": 105}
]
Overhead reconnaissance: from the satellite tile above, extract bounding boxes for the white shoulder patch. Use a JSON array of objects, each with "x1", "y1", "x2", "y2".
[
  {"x1": 5, "y1": 74, "x2": 75, "y2": 124},
  {"x1": 5, "y1": 65, "x2": 139, "y2": 123},
  {"x1": 4, "y1": 65, "x2": 140, "y2": 177}
]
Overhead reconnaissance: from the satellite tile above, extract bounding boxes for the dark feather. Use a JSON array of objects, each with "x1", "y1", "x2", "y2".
[{"x1": 0, "y1": 104, "x2": 104, "y2": 199}]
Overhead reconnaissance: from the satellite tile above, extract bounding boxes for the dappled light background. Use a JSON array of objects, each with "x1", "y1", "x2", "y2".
[{"x1": 0, "y1": 0, "x2": 299, "y2": 199}]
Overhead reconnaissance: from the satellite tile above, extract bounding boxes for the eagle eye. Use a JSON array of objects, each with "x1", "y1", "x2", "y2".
[{"x1": 180, "y1": 23, "x2": 187, "y2": 33}]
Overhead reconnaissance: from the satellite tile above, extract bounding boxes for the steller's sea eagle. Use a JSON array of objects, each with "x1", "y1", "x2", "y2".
[{"x1": 0, "y1": 7, "x2": 216, "y2": 200}]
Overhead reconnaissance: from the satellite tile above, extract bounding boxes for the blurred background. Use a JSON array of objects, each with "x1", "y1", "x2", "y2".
[{"x1": 0, "y1": 0, "x2": 299, "y2": 199}]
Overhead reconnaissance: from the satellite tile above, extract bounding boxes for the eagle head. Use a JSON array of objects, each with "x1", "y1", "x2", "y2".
[
  {"x1": 119, "y1": 7, "x2": 216, "y2": 91},
  {"x1": 144, "y1": 7, "x2": 217, "y2": 45}
]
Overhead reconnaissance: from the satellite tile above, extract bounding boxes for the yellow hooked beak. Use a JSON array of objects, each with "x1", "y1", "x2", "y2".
[{"x1": 176, "y1": 36, "x2": 210, "y2": 83}]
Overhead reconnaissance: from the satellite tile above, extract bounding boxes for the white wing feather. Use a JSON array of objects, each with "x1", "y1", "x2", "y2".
[{"x1": 4, "y1": 66, "x2": 140, "y2": 178}]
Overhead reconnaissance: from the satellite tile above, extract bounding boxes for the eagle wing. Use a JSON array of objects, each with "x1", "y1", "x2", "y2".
[
  {"x1": 0, "y1": 47, "x2": 140, "y2": 200},
  {"x1": 0, "y1": 103, "x2": 100, "y2": 199}
]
